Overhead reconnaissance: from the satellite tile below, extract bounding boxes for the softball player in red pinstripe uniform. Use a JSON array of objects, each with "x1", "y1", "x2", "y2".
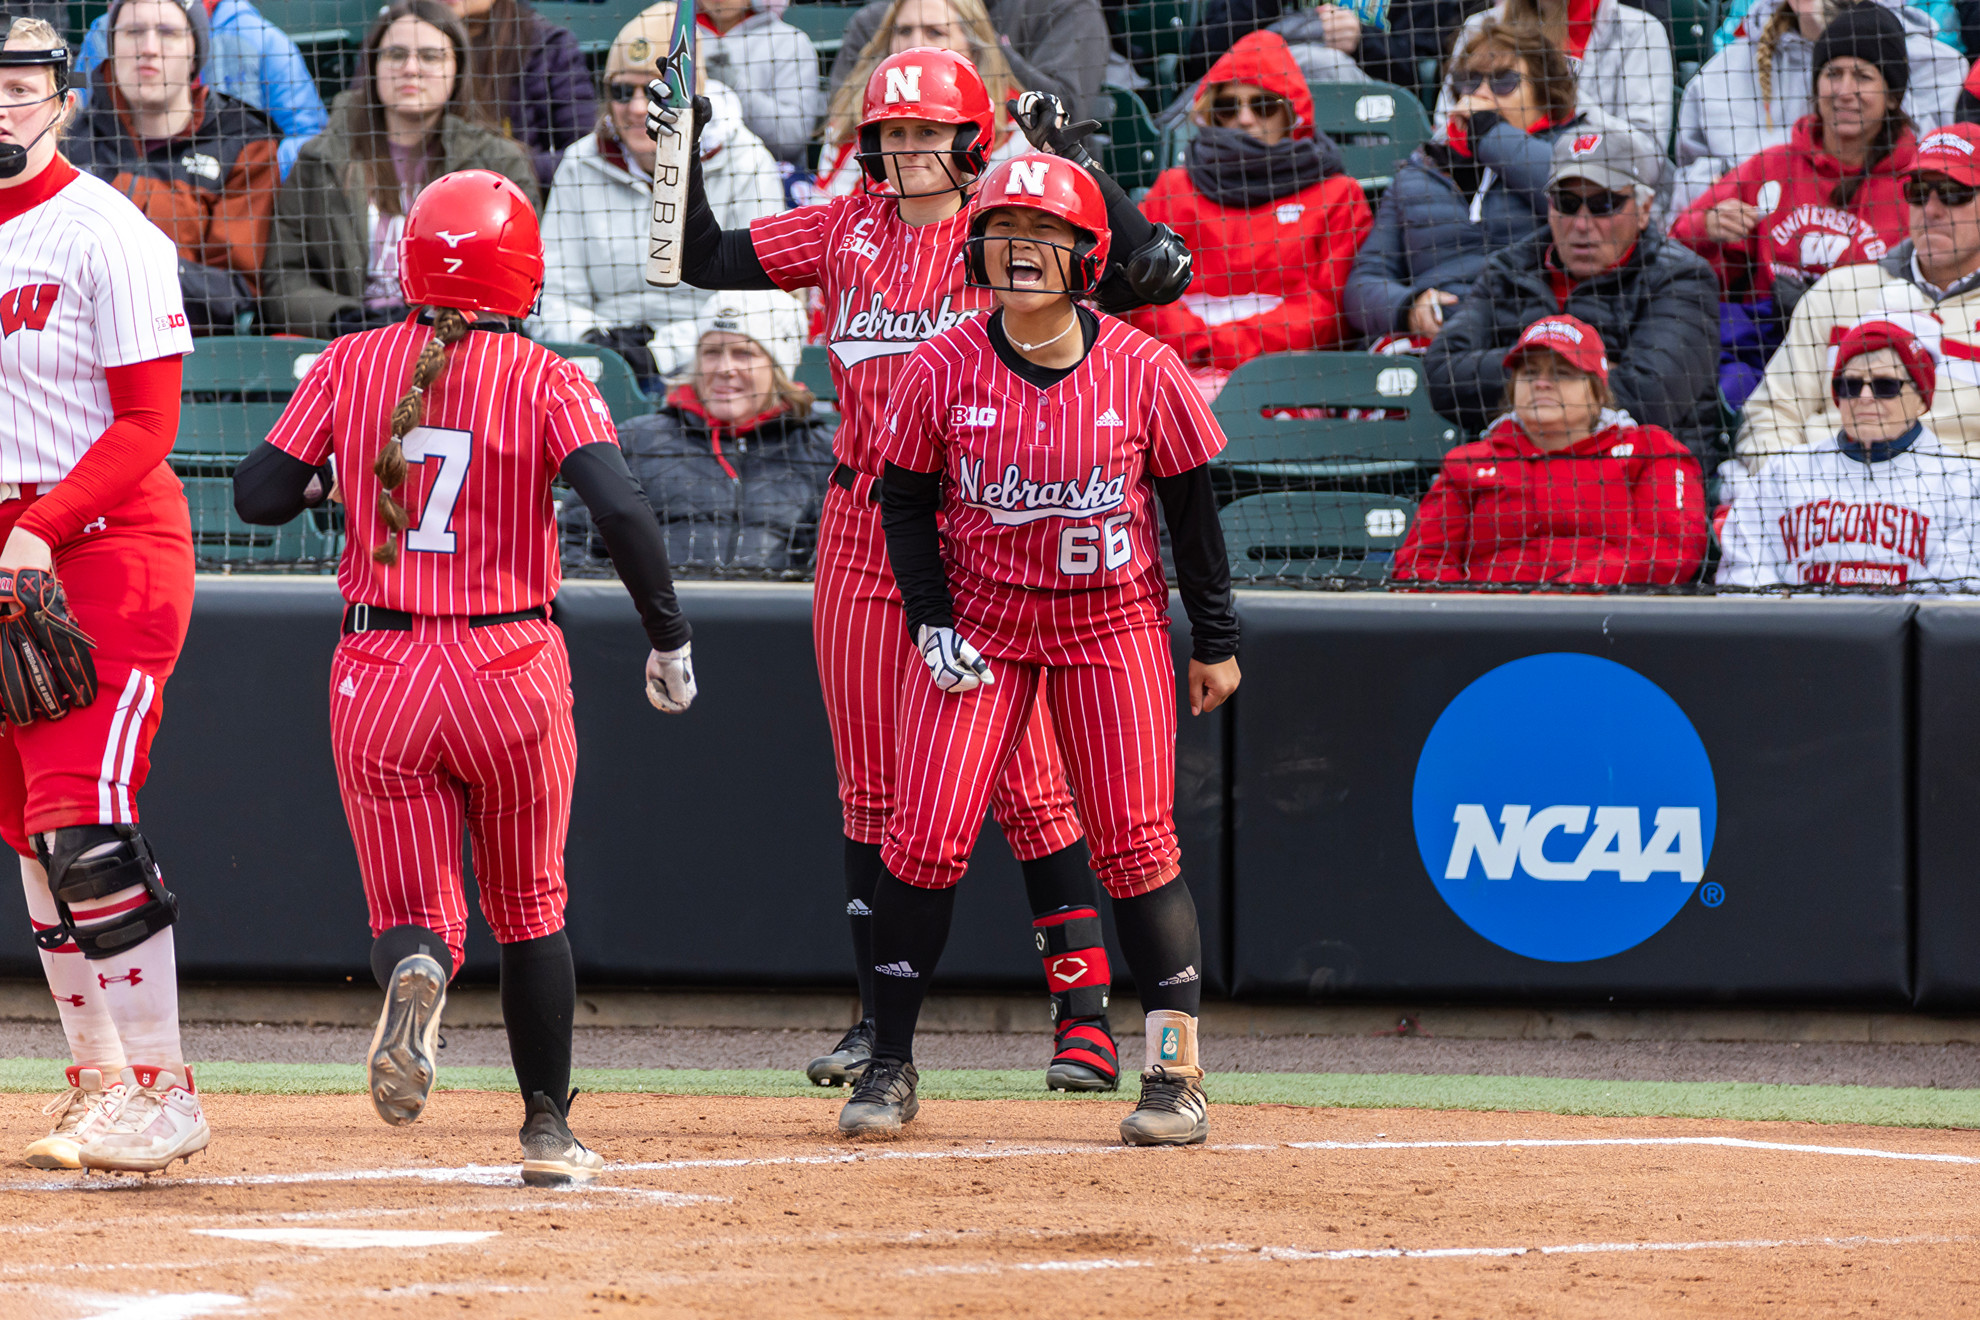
[
  {"x1": 0, "y1": 23, "x2": 213, "y2": 1177},
  {"x1": 650, "y1": 48, "x2": 1194, "y2": 1091},
  {"x1": 239, "y1": 170, "x2": 695, "y2": 1185},
  {"x1": 844, "y1": 154, "x2": 1240, "y2": 1146}
]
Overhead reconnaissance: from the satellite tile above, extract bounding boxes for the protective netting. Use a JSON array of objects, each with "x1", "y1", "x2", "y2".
[{"x1": 42, "y1": 0, "x2": 1980, "y2": 591}]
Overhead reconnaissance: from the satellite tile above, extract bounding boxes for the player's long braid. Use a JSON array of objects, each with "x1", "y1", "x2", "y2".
[{"x1": 373, "y1": 308, "x2": 471, "y2": 565}]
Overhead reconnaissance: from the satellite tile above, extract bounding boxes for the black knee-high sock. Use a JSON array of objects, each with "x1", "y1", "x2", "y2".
[
  {"x1": 1111, "y1": 879, "x2": 1203, "y2": 1017},
  {"x1": 500, "y1": 930, "x2": 574, "y2": 1106},
  {"x1": 370, "y1": 924, "x2": 453, "y2": 991},
  {"x1": 1019, "y1": 841, "x2": 1099, "y2": 914},
  {"x1": 868, "y1": 870, "x2": 957, "y2": 1064},
  {"x1": 844, "y1": 838, "x2": 883, "y2": 1020}
]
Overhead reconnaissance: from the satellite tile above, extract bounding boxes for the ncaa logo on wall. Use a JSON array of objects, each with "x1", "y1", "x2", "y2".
[{"x1": 1410, "y1": 653, "x2": 1717, "y2": 963}]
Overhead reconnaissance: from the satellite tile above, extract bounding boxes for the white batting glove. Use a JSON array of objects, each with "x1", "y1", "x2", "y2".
[
  {"x1": 916, "y1": 625, "x2": 993, "y2": 695},
  {"x1": 646, "y1": 643, "x2": 697, "y2": 713}
]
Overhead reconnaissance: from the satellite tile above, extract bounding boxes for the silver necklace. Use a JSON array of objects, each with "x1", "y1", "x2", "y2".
[{"x1": 1009, "y1": 314, "x2": 1079, "y2": 353}]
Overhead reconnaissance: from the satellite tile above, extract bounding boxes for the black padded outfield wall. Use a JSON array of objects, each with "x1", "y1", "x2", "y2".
[
  {"x1": 1911, "y1": 600, "x2": 1980, "y2": 1010},
  {"x1": 1229, "y1": 594, "x2": 1914, "y2": 1005},
  {"x1": 0, "y1": 579, "x2": 1225, "y2": 995}
]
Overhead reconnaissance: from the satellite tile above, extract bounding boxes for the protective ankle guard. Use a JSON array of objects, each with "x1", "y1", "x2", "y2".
[
  {"x1": 32, "y1": 825, "x2": 177, "y2": 960},
  {"x1": 1033, "y1": 905, "x2": 1111, "y2": 1021}
]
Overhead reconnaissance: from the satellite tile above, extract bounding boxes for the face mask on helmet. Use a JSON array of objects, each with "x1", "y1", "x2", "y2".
[
  {"x1": 964, "y1": 211, "x2": 1103, "y2": 298},
  {"x1": 855, "y1": 120, "x2": 986, "y2": 198}
]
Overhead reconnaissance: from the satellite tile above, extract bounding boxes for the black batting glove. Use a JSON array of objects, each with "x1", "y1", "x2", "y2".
[
  {"x1": 1007, "y1": 92, "x2": 1100, "y2": 170},
  {"x1": 645, "y1": 60, "x2": 712, "y2": 159}
]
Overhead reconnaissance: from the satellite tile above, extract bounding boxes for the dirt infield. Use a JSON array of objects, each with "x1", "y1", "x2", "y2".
[{"x1": 6, "y1": 1091, "x2": 1980, "y2": 1319}]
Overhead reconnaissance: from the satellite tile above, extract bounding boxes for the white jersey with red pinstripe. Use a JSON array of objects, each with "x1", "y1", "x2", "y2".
[
  {"x1": 0, "y1": 167, "x2": 192, "y2": 483},
  {"x1": 876, "y1": 313, "x2": 1227, "y2": 661},
  {"x1": 750, "y1": 192, "x2": 989, "y2": 476},
  {"x1": 264, "y1": 319, "x2": 616, "y2": 616}
]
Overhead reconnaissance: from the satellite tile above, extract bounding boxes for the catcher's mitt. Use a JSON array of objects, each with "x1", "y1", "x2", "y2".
[{"x1": 0, "y1": 569, "x2": 97, "y2": 725}]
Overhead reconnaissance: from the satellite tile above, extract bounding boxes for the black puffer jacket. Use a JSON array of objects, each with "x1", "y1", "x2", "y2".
[
  {"x1": 1423, "y1": 224, "x2": 1723, "y2": 463},
  {"x1": 563, "y1": 388, "x2": 836, "y2": 574}
]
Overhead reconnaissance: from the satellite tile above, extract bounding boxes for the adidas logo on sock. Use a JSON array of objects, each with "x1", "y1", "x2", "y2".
[
  {"x1": 846, "y1": 899, "x2": 872, "y2": 916},
  {"x1": 337, "y1": 675, "x2": 358, "y2": 698},
  {"x1": 1158, "y1": 965, "x2": 1200, "y2": 987},
  {"x1": 1096, "y1": 407, "x2": 1123, "y2": 427},
  {"x1": 875, "y1": 961, "x2": 919, "y2": 978}
]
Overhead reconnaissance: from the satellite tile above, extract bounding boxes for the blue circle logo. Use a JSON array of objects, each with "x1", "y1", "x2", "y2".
[{"x1": 1412, "y1": 653, "x2": 1717, "y2": 963}]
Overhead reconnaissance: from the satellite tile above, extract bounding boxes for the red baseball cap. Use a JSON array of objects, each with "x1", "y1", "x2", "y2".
[
  {"x1": 1908, "y1": 124, "x2": 1980, "y2": 186},
  {"x1": 1503, "y1": 315, "x2": 1609, "y2": 384},
  {"x1": 1833, "y1": 317, "x2": 1938, "y2": 408}
]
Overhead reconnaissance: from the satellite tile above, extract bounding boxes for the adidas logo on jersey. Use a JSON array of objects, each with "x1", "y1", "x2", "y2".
[
  {"x1": 1095, "y1": 408, "x2": 1123, "y2": 427},
  {"x1": 875, "y1": 961, "x2": 920, "y2": 978},
  {"x1": 846, "y1": 899, "x2": 872, "y2": 916},
  {"x1": 1158, "y1": 965, "x2": 1200, "y2": 987},
  {"x1": 337, "y1": 676, "x2": 358, "y2": 698}
]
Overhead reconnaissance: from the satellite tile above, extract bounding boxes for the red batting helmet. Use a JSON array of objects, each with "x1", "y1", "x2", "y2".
[
  {"x1": 856, "y1": 47, "x2": 995, "y2": 188},
  {"x1": 965, "y1": 153, "x2": 1112, "y2": 297},
  {"x1": 398, "y1": 170, "x2": 544, "y2": 318}
]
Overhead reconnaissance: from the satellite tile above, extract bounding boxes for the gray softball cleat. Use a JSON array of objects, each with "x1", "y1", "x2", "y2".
[{"x1": 367, "y1": 952, "x2": 447, "y2": 1127}]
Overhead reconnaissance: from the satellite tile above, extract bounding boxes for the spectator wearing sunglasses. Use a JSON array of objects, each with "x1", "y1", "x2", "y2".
[
  {"x1": 1426, "y1": 124, "x2": 1723, "y2": 462},
  {"x1": 1439, "y1": 0, "x2": 1674, "y2": 147},
  {"x1": 1128, "y1": 30, "x2": 1372, "y2": 377},
  {"x1": 1672, "y1": 1, "x2": 1918, "y2": 409},
  {"x1": 1678, "y1": 0, "x2": 1962, "y2": 215},
  {"x1": 1396, "y1": 315, "x2": 1707, "y2": 585},
  {"x1": 530, "y1": 6, "x2": 785, "y2": 392},
  {"x1": 1740, "y1": 123, "x2": 1980, "y2": 471},
  {"x1": 1718, "y1": 315, "x2": 1980, "y2": 589},
  {"x1": 1347, "y1": 19, "x2": 1619, "y2": 348}
]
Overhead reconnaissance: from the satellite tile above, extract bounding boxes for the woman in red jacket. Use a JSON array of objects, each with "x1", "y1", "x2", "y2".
[
  {"x1": 1670, "y1": 3, "x2": 1916, "y2": 407},
  {"x1": 1129, "y1": 30, "x2": 1372, "y2": 382},
  {"x1": 1394, "y1": 315, "x2": 1707, "y2": 586}
]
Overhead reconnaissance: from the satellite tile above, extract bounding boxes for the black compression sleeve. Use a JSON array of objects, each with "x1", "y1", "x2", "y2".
[
  {"x1": 1092, "y1": 163, "x2": 1161, "y2": 313},
  {"x1": 881, "y1": 462, "x2": 954, "y2": 635},
  {"x1": 681, "y1": 154, "x2": 779, "y2": 290},
  {"x1": 232, "y1": 441, "x2": 326, "y2": 525},
  {"x1": 560, "y1": 443, "x2": 692, "y2": 652},
  {"x1": 1152, "y1": 465, "x2": 1240, "y2": 663}
]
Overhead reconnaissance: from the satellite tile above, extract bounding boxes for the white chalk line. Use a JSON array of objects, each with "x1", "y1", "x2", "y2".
[
  {"x1": 69, "y1": 1292, "x2": 246, "y2": 1320},
  {"x1": 192, "y1": 1228, "x2": 496, "y2": 1250},
  {"x1": 1286, "y1": 1136, "x2": 1980, "y2": 1166},
  {"x1": 904, "y1": 1232, "x2": 1963, "y2": 1276},
  {"x1": 0, "y1": 1163, "x2": 724, "y2": 1205}
]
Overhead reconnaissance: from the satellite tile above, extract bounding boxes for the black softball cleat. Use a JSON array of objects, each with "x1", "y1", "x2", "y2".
[
  {"x1": 807, "y1": 1018, "x2": 876, "y2": 1087},
  {"x1": 838, "y1": 1056, "x2": 918, "y2": 1137}
]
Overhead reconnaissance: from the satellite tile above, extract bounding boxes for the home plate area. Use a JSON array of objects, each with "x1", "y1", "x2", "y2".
[{"x1": 6, "y1": 1092, "x2": 1978, "y2": 1319}]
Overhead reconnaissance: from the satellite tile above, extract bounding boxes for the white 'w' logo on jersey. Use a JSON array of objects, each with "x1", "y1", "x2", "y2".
[{"x1": 956, "y1": 457, "x2": 1128, "y2": 526}]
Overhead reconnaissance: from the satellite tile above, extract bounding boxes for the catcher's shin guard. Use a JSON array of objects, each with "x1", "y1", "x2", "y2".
[
  {"x1": 31, "y1": 826, "x2": 177, "y2": 961},
  {"x1": 1033, "y1": 906, "x2": 1118, "y2": 1091}
]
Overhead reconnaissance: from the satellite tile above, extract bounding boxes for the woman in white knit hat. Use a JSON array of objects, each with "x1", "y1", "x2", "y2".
[
  {"x1": 563, "y1": 289, "x2": 833, "y2": 573},
  {"x1": 528, "y1": 1, "x2": 785, "y2": 391}
]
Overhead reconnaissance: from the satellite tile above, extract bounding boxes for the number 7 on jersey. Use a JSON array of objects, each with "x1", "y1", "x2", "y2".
[{"x1": 400, "y1": 426, "x2": 472, "y2": 554}]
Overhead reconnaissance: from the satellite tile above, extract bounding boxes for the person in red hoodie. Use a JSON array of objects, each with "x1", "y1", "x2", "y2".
[
  {"x1": 1394, "y1": 315, "x2": 1707, "y2": 586},
  {"x1": 1128, "y1": 29, "x2": 1372, "y2": 384},
  {"x1": 1671, "y1": 1, "x2": 1917, "y2": 408}
]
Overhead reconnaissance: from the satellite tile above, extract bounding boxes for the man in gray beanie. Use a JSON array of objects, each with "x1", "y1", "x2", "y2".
[{"x1": 1427, "y1": 122, "x2": 1725, "y2": 463}]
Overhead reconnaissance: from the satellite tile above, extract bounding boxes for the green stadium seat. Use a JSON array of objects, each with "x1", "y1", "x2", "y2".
[
  {"x1": 1211, "y1": 351, "x2": 1459, "y2": 479},
  {"x1": 1112, "y1": 0, "x2": 1199, "y2": 64},
  {"x1": 538, "y1": 341, "x2": 655, "y2": 427},
  {"x1": 1220, "y1": 490, "x2": 1416, "y2": 583},
  {"x1": 181, "y1": 474, "x2": 341, "y2": 563},
  {"x1": 796, "y1": 342, "x2": 836, "y2": 405},
  {"x1": 1095, "y1": 84, "x2": 1168, "y2": 193},
  {"x1": 174, "y1": 401, "x2": 294, "y2": 463},
  {"x1": 1303, "y1": 81, "x2": 1431, "y2": 195},
  {"x1": 530, "y1": 0, "x2": 632, "y2": 58},
  {"x1": 181, "y1": 336, "x2": 329, "y2": 400},
  {"x1": 250, "y1": 0, "x2": 379, "y2": 95},
  {"x1": 784, "y1": 3, "x2": 860, "y2": 59}
]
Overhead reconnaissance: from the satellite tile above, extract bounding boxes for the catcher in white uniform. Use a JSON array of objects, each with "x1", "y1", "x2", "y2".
[{"x1": 1718, "y1": 315, "x2": 1980, "y2": 593}]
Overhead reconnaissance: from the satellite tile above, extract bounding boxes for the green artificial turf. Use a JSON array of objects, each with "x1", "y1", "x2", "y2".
[{"x1": 0, "y1": 1058, "x2": 1975, "y2": 1129}]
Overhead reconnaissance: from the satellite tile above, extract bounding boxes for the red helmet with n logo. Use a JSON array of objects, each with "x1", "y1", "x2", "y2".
[
  {"x1": 399, "y1": 170, "x2": 544, "y2": 318},
  {"x1": 856, "y1": 47, "x2": 995, "y2": 185},
  {"x1": 965, "y1": 153, "x2": 1112, "y2": 295}
]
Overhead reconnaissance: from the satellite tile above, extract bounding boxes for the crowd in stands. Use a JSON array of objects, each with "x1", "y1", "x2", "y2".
[{"x1": 48, "y1": 0, "x2": 1980, "y2": 589}]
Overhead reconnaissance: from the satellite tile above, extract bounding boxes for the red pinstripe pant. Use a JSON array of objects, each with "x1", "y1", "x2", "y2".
[
  {"x1": 882, "y1": 625, "x2": 1180, "y2": 899},
  {"x1": 0, "y1": 465, "x2": 193, "y2": 858},
  {"x1": 328, "y1": 616, "x2": 574, "y2": 969},
  {"x1": 812, "y1": 481, "x2": 1081, "y2": 855}
]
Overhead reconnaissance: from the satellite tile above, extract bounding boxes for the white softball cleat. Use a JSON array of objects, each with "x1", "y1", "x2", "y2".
[
  {"x1": 25, "y1": 1065, "x2": 119, "y2": 1170},
  {"x1": 79, "y1": 1065, "x2": 209, "y2": 1173}
]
